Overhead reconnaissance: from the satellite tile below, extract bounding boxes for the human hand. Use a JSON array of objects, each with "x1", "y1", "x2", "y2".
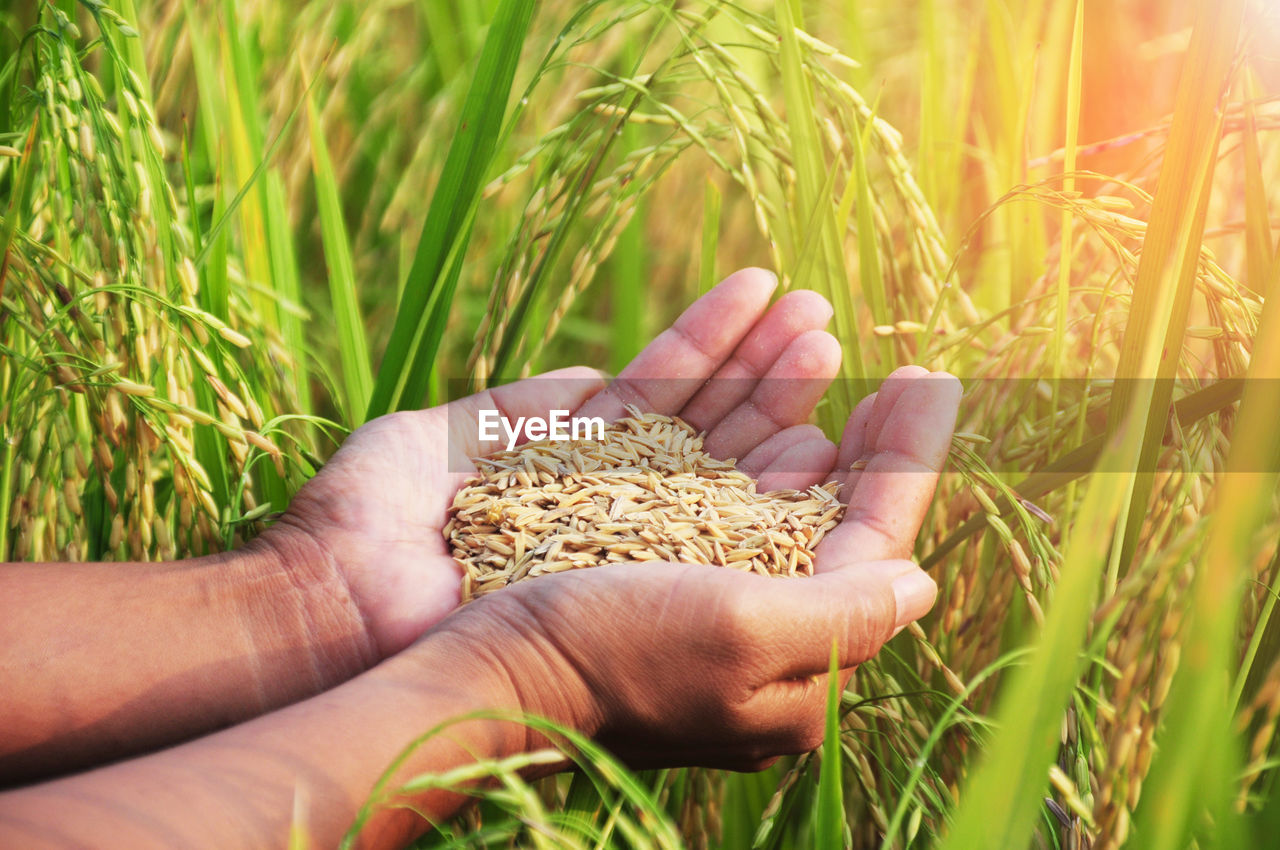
[
  {"x1": 437, "y1": 559, "x2": 931, "y2": 771},
  {"x1": 265, "y1": 269, "x2": 842, "y2": 659},
  {"x1": 429, "y1": 369, "x2": 960, "y2": 769}
]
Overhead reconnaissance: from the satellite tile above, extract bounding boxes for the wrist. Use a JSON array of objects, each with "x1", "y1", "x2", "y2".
[
  {"x1": 240, "y1": 527, "x2": 380, "y2": 690},
  {"x1": 418, "y1": 595, "x2": 607, "y2": 757}
]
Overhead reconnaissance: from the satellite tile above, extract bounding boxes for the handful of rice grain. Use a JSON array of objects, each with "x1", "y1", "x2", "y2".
[{"x1": 446, "y1": 407, "x2": 845, "y2": 601}]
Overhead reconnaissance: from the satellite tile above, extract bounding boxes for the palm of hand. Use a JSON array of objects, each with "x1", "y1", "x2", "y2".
[
  {"x1": 275, "y1": 270, "x2": 845, "y2": 658},
  {"x1": 274, "y1": 409, "x2": 463, "y2": 657}
]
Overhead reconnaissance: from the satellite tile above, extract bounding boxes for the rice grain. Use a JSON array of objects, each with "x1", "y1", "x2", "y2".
[{"x1": 447, "y1": 407, "x2": 844, "y2": 601}]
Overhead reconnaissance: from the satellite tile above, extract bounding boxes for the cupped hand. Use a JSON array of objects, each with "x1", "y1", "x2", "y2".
[
  {"x1": 265, "y1": 269, "x2": 842, "y2": 659},
  {"x1": 435, "y1": 368, "x2": 961, "y2": 770},
  {"x1": 441, "y1": 558, "x2": 934, "y2": 771}
]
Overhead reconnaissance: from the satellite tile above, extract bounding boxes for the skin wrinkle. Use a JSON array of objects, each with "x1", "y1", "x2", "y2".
[
  {"x1": 733, "y1": 294, "x2": 834, "y2": 371},
  {"x1": 371, "y1": 664, "x2": 517, "y2": 789},
  {"x1": 599, "y1": 574, "x2": 830, "y2": 770},
  {"x1": 768, "y1": 569, "x2": 899, "y2": 677},
  {"x1": 598, "y1": 374, "x2": 684, "y2": 420},
  {"x1": 647, "y1": 570, "x2": 684, "y2": 636},
  {"x1": 677, "y1": 295, "x2": 835, "y2": 431},
  {"x1": 740, "y1": 424, "x2": 826, "y2": 473},
  {"x1": 704, "y1": 336, "x2": 839, "y2": 459},
  {"x1": 274, "y1": 556, "x2": 328, "y2": 695},
  {"x1": 745, "y1": 685, "x2": 821, "y2": 755},
  {"x1": 758, "y1": 438, "x2": 838, "y2": 490},
  {"x1": 835, "y1": 392, "x2": 878, "y2": 471},
  {"x1": 844, "y1": 468, "x2": 947, "y2": 522},
  {"x1": 670, "y1": 321, "x2": 731, "y2": 372},
  {"x1": 238, "y1": 533, "x2": 380, "y2": 708},
  {"x1": 257, "y1": 524, "x2": 380, "y2": 675},
  {"x1": 249, "y1": 562, "x2": 314, "y2": 706},
  {"x1": 848, "y1": 582, "x2": 894, "y2": 662},
  {"x1": 676, "y1": 357, "x2": 760, "y2": 432},
  {"x1": 13, "y1": 783, "x2": 190, "y2": 849},
  {"x1": 278, "y1": 410, "x2": 466, "y2": 657},
  {"x1": 663, "y1": 274, "x2": 774, "y2": 366},
  {"x1": 289, "y1": 557, "x2": 372, "y2": 693},
  {"x1": 862, "y1": 380, "x2": 957, "y2": 458},
  {"x1": 237, "y1": 589, "x2": 272, "y2": 714},
  {"x1": 501, "y1": 601, "x2": 604, "y2": 746},
  {"x1": 702, "y1": 349, "x2": 764, "y2": 382},
  {"x1": 862, "y1": 368, "x2": 931, "y2": 437},
  {"x1": 544, "y1": 566, "x2": 739, "y2": 740}
]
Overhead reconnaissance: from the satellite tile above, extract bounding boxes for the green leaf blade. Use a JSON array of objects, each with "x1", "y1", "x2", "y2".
[{"x1": 366, "y1": 0, "x2": 535, "y2": 418}]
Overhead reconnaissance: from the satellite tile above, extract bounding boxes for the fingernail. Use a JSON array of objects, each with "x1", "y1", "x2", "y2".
[{"x1": 891, "y1": 569, "x2": 937, "y2": 627}]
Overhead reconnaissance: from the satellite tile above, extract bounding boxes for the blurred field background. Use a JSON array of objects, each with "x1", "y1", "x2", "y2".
[{"x1": 3, "y1": 0, "x2": 1280, "y2": 847}]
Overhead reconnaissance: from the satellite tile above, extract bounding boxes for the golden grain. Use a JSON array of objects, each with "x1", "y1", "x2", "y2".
[{"x1": 448, "y1": 407, "x2": 843, "y2": 601}]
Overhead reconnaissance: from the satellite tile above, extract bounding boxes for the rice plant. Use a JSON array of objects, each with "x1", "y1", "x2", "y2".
[{"x1": 3, "y1": 0, "x2": 1279, "y2": 847}]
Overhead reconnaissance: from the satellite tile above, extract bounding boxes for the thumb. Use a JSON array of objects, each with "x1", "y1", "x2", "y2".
[{"x1": 756, "y1": 560, "x2": 937, "y2": 678}]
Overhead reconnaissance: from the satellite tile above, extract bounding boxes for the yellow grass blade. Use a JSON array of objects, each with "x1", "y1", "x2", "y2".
[
  {"x1": 1050, "y1": 0, "x2": 1083, "y2": 453},
  {"x1": 1134, "y1": 147, "x2": 1280, "y2": 850},
  {"x1": 1242, "y1": 72, "x2": 1273, "y2": 295},
  {"x1": 1105, "y1": 0, "x2": 1244, "y2": 579},
  {"x1": 939, "y1": 4, "x2": 1245, "y2": 846}
]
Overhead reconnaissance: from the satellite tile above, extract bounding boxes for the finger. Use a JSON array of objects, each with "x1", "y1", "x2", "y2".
[
  {"x1": 445, "y1": 366, "x2": 607, "y2": 459},
  {"x1": 861, "y1": 365, "x2": 931, "y2": 447},
  {"x1": 678, "y1": 290, "x2": 834, "y2": 433},
  {"x1": 702, "y1": 330, "x2": 841, "y2": 460},
  {"x1": 820, "y1": 373, "x2": 962, "y2": 566},
  {"x1": 733, "y1": 663, "x2": 861, "y2": 758},
  {"x1": 747, "y1": 560, "x2": 936, "y2": 678},
  {"x1": 738, "y1": 424, "x2": 826, "y2": 476},
  {"x1": 838, "y1": 367, "x2": 940, "y2": 500},
  {"x1": 755, "y1": 438, "x2": 837, "y2": 493},
  {"x1": 738, "y1": 682, "x2": 830, "y2": 757},
  {"x1": 744, "y1": 676, "x2": 833, "y2": 755},
  {"x1": 833, "y1": 391, "x2": 878, "y2": 476},
  {"x1": 575, "y1": 268, "x2": 778, "y2": 422}
]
